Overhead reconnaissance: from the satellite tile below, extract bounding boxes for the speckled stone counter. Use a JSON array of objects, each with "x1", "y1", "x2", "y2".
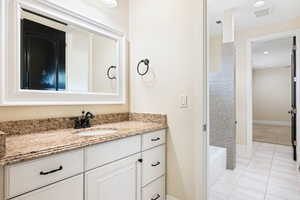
[
  {"x1": 0, "y1": 113, "x2": 167, "y2": 166},
  {"x1": 0, "y1": 132, "x2": 5, "y2": 158}
]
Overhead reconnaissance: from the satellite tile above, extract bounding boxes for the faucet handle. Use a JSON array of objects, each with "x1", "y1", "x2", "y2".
[
  {"x1": 70, "y1": 117, "x2": 82, "y2": 129},
  {"x1": 85, "y1": 112, "x2": 95, "y2": 119}
]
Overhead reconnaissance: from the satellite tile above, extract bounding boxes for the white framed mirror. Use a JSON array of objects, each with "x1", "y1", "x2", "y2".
[{"x1": 0, "y1": 0, "x2": 126, "y2": 105}]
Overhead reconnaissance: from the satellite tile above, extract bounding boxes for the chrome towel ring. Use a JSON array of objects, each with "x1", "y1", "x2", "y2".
[
  {"x1": 107, "y1": 66, "x2": 117, "y2": 80},
  {"x1": 137, "y1": 59, "x2": 150, "y2": 76}
]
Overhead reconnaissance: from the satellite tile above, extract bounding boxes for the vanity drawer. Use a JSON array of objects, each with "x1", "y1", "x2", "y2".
[
  {"x1": 142, "y1": 145, "x2": 165, "y2": 186},
  {"x1": 142, "y1": 176, "x2": 165, "y2": 200},
  {"x1": 12, "y1": 175, "x2": 83, "y2": 200},
  {"x1": 5, "y1": 149, "x2": 84, "y2": 199},
  {"x1": 142, "y1": 130, "x2": 166, "y2": 151},
  {"x1": 85, "y1": 135, "x2": 141, "y2": 170}
]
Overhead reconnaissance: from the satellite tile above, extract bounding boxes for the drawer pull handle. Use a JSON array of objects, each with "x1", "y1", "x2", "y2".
[
  {"x1": 151, "y1": 162, "x2": 161, "y2": 167},
  {"x1": 151, "y1": 137, "x2": 160, "y2": 142},
  {"x1": 151, "y1": 194, "x2": 161, "y2": 200},
  {"x1": 40, "y1": 166, "x2": 63, "y2": 175}
]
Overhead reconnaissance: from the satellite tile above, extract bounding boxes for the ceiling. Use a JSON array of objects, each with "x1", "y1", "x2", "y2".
[
  {"x1": 252, "y1": 37, "x2": 293, "y2": 69},
  {"x1": 208, "y1": 0, "x2": 300, "y2": 36}
]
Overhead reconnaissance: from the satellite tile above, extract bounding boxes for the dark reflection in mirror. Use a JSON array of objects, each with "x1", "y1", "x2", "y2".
[{"x1": 21, "y1": 18, "x2": 66, "y2": 91}]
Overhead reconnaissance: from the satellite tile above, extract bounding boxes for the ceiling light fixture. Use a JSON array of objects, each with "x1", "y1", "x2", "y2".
[
  {"x1": 263, "y1": 51, "x2": 269, "y2": 55},
  {"x1": 101, "y1": 0, "x2": 118, "y2": 8},
  {"x1": 254, "y1": 0, "x2": 265, "y2": 8}
]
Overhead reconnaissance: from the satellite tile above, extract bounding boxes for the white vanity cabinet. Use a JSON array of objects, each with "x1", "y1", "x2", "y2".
[{"x1": 2, "y1": 129, "x2": 166, "y2": 200}]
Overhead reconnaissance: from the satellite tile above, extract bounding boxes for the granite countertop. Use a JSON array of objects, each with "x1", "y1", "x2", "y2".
[{"x1": 0, "y1": 120, "x2": 167, "y2": 166}]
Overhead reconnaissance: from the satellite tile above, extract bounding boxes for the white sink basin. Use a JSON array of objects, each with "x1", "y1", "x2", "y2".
[{"x1": 75, "y1": 129, "x2": 117, "y2": 136}]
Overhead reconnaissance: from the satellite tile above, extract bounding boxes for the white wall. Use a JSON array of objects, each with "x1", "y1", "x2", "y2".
[
  {"x1": 253, "y1": 67, "x2": 291, "y2": 123},
  {"x1": 129, "y1": 0, "x2": 205, "y2": 199}
]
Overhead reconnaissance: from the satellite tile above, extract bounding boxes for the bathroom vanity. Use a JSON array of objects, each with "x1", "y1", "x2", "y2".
[
  {"x1": 0, "y1": 113, "x2": 167, "y2": 200},
  {"x1": 0, "y1": 1, "x2": 168, "y2": 199}
]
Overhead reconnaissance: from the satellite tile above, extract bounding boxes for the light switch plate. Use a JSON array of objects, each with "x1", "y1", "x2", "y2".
[{"x1": 180, "y1": 95, "x2": 188, "y2": 108}]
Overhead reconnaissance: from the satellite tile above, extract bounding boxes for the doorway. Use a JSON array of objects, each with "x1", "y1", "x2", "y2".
[
  {"x1": 251, "y1": 37, "x2": 294, "y2": 148},
  {"x1": 246, "y1": 32, "x2": 300, "y2": 165}
]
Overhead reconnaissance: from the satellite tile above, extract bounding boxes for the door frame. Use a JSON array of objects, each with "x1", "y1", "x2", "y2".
[
  {"x1": 245, "y1": 29, "x2": 300, "y2": 168},
  {"x1": 202, "y1": 0, "x2": 209, "y2": 200}
]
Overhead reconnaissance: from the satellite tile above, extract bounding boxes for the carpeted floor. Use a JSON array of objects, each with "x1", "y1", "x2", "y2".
[{"x1": 253, "y1": 124, "x2": 292, "y2": 146}]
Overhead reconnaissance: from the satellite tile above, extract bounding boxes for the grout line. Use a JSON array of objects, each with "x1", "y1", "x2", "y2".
[{"x1": 263, "y1": 145, "x2": 275, "y2": 200}]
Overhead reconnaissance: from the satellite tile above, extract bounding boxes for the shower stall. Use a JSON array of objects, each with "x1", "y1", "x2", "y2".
[{"x1": 209, "y1": 42, "x2": 236, "y2": 170}]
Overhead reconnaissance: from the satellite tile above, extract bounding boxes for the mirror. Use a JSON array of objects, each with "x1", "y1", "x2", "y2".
[
  {"x1": 2, "y1": 0, "x2": 126, "y2": 105},
  {"x1": 20, "y1": 9, "x2": 118, "y2": 94}
]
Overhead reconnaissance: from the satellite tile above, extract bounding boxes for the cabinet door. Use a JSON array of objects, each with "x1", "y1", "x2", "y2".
[
  {"x1": 85, "y1": 154, "x2": 141, "y2": 200},
  {"x1": 142, "y1": 176, "x2": 165, "y2": 200},
  {"x1": 12, "y1": 175, "x2": 83, "y2": 200}
]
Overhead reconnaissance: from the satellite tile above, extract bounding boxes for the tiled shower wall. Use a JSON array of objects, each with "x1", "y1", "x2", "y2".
[{"x1": 209, "y1": 42, "x2": 236, "y2": 169}]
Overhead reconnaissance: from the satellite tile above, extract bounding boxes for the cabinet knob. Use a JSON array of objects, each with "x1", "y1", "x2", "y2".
[{"x1": 138, "y1": 159, "x2": 143, "y2": 163}]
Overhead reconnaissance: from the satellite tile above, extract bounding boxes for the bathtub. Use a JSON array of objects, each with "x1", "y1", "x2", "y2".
[{"x1": 208, "y1": 146, "x2": 227, "y2": 187}]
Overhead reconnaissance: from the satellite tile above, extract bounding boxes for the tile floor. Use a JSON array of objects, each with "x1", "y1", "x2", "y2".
[{"x1": 209, "y1": 142, "x2": 300, "y2": 200}]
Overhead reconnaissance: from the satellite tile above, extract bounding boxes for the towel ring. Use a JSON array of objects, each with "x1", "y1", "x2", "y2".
[
  {"x1": 107, "y1": 66, "x2": 117, "y2": 80},
  {"x1": 137, "y1": 59, "x2": 150, "y2": 76}
]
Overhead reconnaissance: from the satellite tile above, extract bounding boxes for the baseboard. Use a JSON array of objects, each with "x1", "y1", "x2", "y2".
[
  {"x1": 167, "y1": 195, "x2": 180, "y2": 200},
  {"x1": 253, "y1": 120, "x2": 291, "y2": 127}
]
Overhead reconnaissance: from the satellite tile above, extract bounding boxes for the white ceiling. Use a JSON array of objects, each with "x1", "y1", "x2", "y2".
[
  {"x1": 252, "y1": 37, "x2": 293, "y2": 69},
  {"x1": 208, "y1": 0, "x2": 300, "y2": 36}
]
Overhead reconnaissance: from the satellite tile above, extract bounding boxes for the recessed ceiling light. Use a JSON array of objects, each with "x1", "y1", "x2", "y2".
[
  {"x1": 264, "y1": 51, "x2": 269, "y2": 55},
  {"x1": 254, "y1": 0, "x2": 265, "y2": 8},
  {"x1": 101, "y1": 0, "x2": 118, "y2": 8}
]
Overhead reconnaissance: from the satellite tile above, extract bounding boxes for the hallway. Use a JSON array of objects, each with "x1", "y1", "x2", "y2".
[{"x1": 210, "y1": 142, "x2": 300, "y2": 200}]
